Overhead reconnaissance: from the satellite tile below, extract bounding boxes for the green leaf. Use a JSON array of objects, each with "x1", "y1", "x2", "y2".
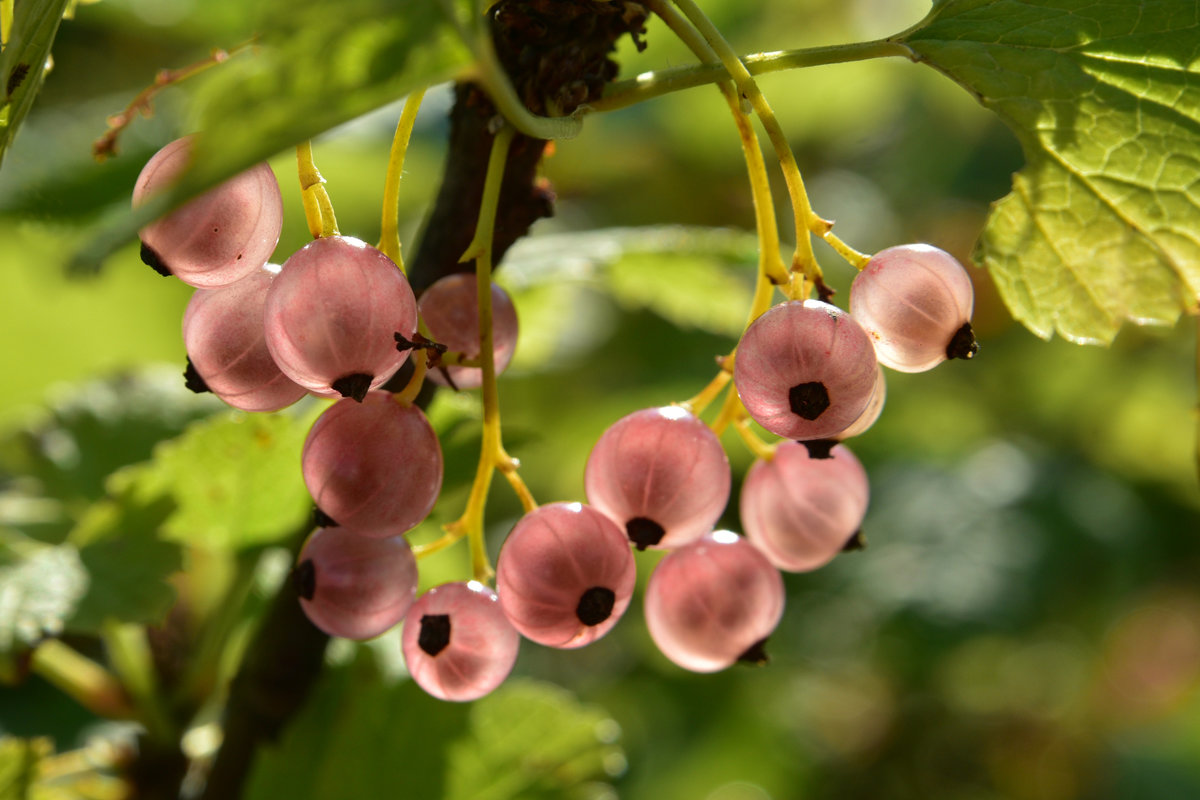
[
  {"x1": 900, "y1": 0, "x2": 1200, "y2": 343},
  {"x1": 245, "y1": 662, "x2": 470, "y2": 800},
  {"x1": 70, "y1": 0, "x2": 472, "y2": 274},
  {"x1": 0, "y1": 491, "x2": 179, "y2": 649},
  {"x1": 0, "y1": 372, "x2": 218, "y2": 544},
  {"x1": 501, "y1": 226, "x2": 758, "y2": 352},
  {"x1": 0, "y1": 0, "x2": 69, "y2": 172},
  {"x1": 446, "y1": 679, "x2": 623, "y2": 800},
  {"x1": 117, "y1": 408, "x2": 317, "y2": 550}
]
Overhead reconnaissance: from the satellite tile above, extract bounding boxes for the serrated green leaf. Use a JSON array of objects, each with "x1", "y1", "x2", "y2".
[
  {"x1": 0, "y1": 491, "x2": 179, "y2": 648},
  {"x1": 0, "y1": 372, "x2": 218, "y2": 544},
  {"x1": 245, "y1": 663, "x2": 470, "y2": 800},
  {"x1": 117, "y1": 408, "x2": 317, "y2": 550},
  {"x1": 900, "y1": 0, "x2": 1200, "y2": 343},
  {"x1": 70, "y1": 0, "x2": 471, "y2": 274},
  {"x1": 0, "y1": 0, "x2": 70, "y2": 172},
  {"x1": 446, "y1": 679, "x2": 622, "y2": 800}
]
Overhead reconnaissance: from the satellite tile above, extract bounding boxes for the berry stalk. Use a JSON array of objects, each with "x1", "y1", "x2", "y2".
[
  {"x1": 295, "y1": 141, "x2": 339, "y2": 239},
  {"x1": 379, "y1": 87, "x2": 427, "y2": 272}
]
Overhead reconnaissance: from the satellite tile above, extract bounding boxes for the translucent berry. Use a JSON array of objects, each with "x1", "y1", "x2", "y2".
[
  {"x1": 733, "y1": 300, "x2": 877, "y2": 440},
  {"x1": 264, "y1": 235, "x2": 418, "y2": 400},
  {"x1": 417, "y1": 273, "x2": 519, "y2": 389},
  {"x1": 302, "y1": 391, "x2": 442, "y2": 537},
  {"x1": 741, "y1": 441, "x2": 869, "y2": 572},
  {"x1": 181, "y1": 264, "x2": 306, "y2": 412},
  {"x1": 132, "y1": 136, "x2": 283, "y2": 288},
  {"x1": 850, "y1": 243, "x2": 977, "y2": 372},
  {"x1": 295, "y1": 527, "x2": 418, "y2": 640},
  {"x1": 496, "y1": 502, "x2": 636, "y2": 648},
  {"x1": 836, "y1": 364, "x2": 886, "y2": 441},
  {"x1": 644, "y1": 530, "x2": 785, "y2": 673},
  {"x1": 401, "y1": 581, "x2": 520, "y2": 702},
  {"x1": 584, "y1": 406, "x2": 730, "y2": 550}
]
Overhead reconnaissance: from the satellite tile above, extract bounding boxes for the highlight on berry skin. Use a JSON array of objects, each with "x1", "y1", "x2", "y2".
[
  {"x1": 263, "y1": 235, "x2": 418, "y2": 400},
  {"x1": 644, "y1": 530, "x2": 786, "y2": 673},
  {"x1": 849, "y1": 243, "x2": 978, "y2": 373},
  {"x1": 417, "y1": 272, "x2": 520, "y2": 389},
  {"x1": 741, "y1": 441, "x2": 870, "y2": 573},
  {"x1": 132, "y1": 135, "x2": 283, "y2": 289},
  {"x1": 584, "y1": 406, "x2": 731, "y2": 550},
  {"x1": 400, "y1": 581, "x2": 520, "y2": 703},
  {"x1": 301, "y1": 391, "x2": 443, "y2": 538},
  {"x1": 182, "y1": 264, "x2": 307, "y2": 412},
  {"x1": 295, "y1": 527, "x2": 419, "y2": 641},
  {"x1": 496, "y1": 502, "x2": 636, "y2": 649},
  {"x1": 733, "y1": 300, "x2": 878, "y2": 441}
]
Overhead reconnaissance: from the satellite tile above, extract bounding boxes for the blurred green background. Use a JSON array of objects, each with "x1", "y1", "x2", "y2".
[{"x1": 3, "y1": 0, "x2": 1200, "y2": 798}]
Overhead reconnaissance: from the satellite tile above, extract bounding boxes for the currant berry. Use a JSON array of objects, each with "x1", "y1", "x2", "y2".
[
  {"x1": 850, "y1": 243, "x2": 978, "y2": 372},
  {"x1": 741, "y1": 441, "x2": 869, "y2": 572},
  {"x1": 584, "y1": 406, "x2": 730, "y2": 550},
  {"x1": 301, "y1": 391, "x2": 442, "y2": 537},
  {"x1": 644, "y1": 530, "x2": 785, "y2": 673},
  {"x1": 417, "y1": 273, "x2": 519, "y2": 389},
  {"x1": 181, "y1": 264, "x2": 307, "y2": 412},
  {"x1": 401, "y1": 581, "x2": 520, "y2": 702},
  {"x1": 495, "y1": 502, "x2": 636, "y2": 648},
  {"x1": 733, "y1": 300, "x2": 877, "y2": 441},
  {"x1": 264, "y1": 235, "x2": 418, "y2": 400},
  {"x1": 294, "y1": 527, "x2": 419, "y2": 640},
  {"x1": 132, "y1": 136, "x2": 283, "y2": 288}
]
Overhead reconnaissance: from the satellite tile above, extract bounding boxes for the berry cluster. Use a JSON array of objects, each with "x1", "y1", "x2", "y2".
[{"x1": 134, "y1": 129, "x2": 977, "y2": 702}]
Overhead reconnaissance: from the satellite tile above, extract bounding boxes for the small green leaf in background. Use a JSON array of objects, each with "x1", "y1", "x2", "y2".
[
  {"x1": 901, "y1": 0, "x2": 1200, "y2": 344},
  {"x1": 116, "y1": 408, "x2": 317, "y2": 550},
  {"x1": 0, "y1": 0, "x2": 70, "y2": 171},
  {"x1": 0, "y1": 492, "x2": 179, "y2": 649},
  {"x1": 446, "y1": 679, "x2": 624, "y2": 800}
]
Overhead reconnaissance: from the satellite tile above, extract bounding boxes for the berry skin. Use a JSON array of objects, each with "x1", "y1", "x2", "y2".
[
  {"x1": 496, "y1": 502, "x2": 636, "y2": 648},
  {"x1": 264, "y1": 235, "x2": 418, "y2": 400},
  {"x1": 584, "y1": 406, "x2": 730, "y2": 550},
  {"x1": 835, "y1": 364, "x2": 886, "y2": 441},
  {"x1": 417, "y1": 273, "x2": 519, "y2": 389},
  {"x1": 740, "y1": 441, "x2": 869, "y2": 572},
  {"x1": 401, "y1": 581, "x2": 520, "y2": 702},
  {"x1": 133, "y1": 136, "x2": 283, "y2": 288},
  {"x1": 850, "y1": 243, "x2": 977, "y2": 372},
  {"x1": 182, "y1": 264, "x2": 306, "y2": 412},
  {"x1": 295, "y1": 527, "x2": 419, "y2": 640},
  {"x1": 733, "y1": 300, "x2": 878, "y2": 441},
  {"x1": 301, "y1": 391, "x2": 442, "y2": 537},
  {"x1": 644, "y1": 530, "x2": 785, "y2": 673}
]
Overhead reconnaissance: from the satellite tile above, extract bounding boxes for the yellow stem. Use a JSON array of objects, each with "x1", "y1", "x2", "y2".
[
  {"x1": 379, "y1": 87, "x2": 427, "y2": 272},
  {"x1": 680, "y1": 369, "x2": 731, "y2": 417},
  {"x1": 30, "y1": 640, "x2": 136, "y2": 721},
  {"x1": 1, "y1": 0, "x2": 12, "y2": 50},
  {"x1": 733, "y1": 416, "x2": 777, "y2": 461},
  {"x1": 296, "y1": 141, "x2": 339, "y2": 238},
  {"x1": 394, "y1": 349, "x2": 429, "y2": 406}
]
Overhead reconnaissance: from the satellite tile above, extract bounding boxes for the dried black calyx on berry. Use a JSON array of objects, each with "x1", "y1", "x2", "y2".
[
  {"x1": 801, "y1": 439, "x2": 836, "y2": 459},
  {"x1": 737, "y1": 637, "x2": 770, "y2": 666},
  {"x1": 140, "y1": 241, "x2": 172, "y2": 277},
  {"x1": 394, "y1": 331, "x2": 448, "y2": 357},
  {"x1": 183, "y1": 357, "x2": 210, "y2": 394},
  {"x1": 576, "y1": 586, "x2": 615, "y2": 626},
  {"x1": 293, "y1": 559, "x2": 316, "y2": 601},
  {"x1": 842, "y1": 530, "x2": 866, "y2": 552},
  {"x1": 331, "y1": 373, "x2": 373, "y2": 403},
  {"x1": 789, "y1": 382, "x2": 830, "y2": 420},
  {"x1": 626, "y1": 517, "x2": 665, "y2": 551},
  {"x1": 418, "y1": 614, "x2": 452, "y2": 656},
  {"x1": 946, "y1": 322, "x2": 979, "y2": 361},
  {"x1": 312, "y1": 506, "x2": 339, "y2": 528}
]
